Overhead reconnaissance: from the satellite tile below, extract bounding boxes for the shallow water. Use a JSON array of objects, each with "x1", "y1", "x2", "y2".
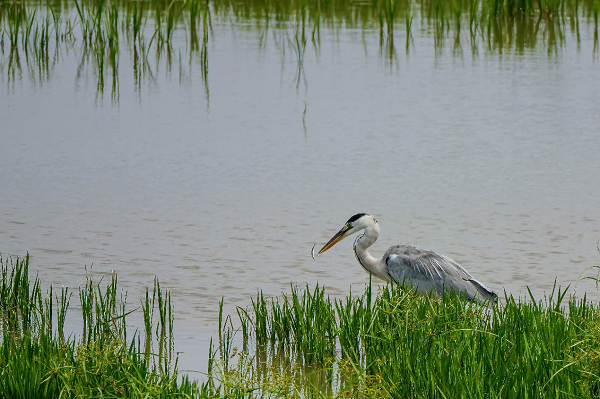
[{"x1": 1, "y1": 5, "x2": 600, "y2": 374}]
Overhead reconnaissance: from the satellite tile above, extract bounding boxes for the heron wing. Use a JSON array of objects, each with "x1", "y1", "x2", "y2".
[{"x1": 383, "y1": 244, "x2": 496, "y2": 302}]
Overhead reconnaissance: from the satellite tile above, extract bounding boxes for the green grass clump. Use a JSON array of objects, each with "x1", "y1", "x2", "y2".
[
  {"x1": 214, "y1": 281, "x2": 600, "y2": 398},
  {"x1": 0, "y1": 255, "x2": 208, "y2": 398}
]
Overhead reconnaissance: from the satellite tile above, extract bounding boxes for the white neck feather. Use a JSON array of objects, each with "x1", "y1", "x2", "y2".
[{"x1": 353, "y1": 219, "x2": 390, "y2": 281}]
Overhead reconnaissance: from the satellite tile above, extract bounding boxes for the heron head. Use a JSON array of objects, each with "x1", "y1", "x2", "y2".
[{"x1": 318, "y1": 213, "x2": 377, "y2": 254}]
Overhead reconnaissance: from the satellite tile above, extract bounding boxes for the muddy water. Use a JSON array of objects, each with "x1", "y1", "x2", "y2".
[{"x1": 1, "y1": 12, "x2": 600, "y2": 374}]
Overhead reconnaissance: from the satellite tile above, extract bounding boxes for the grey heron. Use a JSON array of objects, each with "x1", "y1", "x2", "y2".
[{"x1": 317, "y1": 213, "x2": 497, "y2": 303}]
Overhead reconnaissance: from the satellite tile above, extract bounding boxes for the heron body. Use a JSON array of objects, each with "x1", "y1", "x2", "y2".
[{"x1": 318, "y1": 213, "x2": 497, "y2": 303}]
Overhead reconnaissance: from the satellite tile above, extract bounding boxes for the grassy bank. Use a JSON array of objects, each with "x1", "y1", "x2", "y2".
[{"x1": 2, "y1": 255, "x2": 600, "y2": 398}]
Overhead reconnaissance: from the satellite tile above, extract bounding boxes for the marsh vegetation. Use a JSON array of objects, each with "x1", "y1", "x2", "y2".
[
  {"x1": 0, "y1": 255, "x2": 207, "y2": 397},
  {"x1": 3, "y1": 255, "x2": 600, "y2": 398},
  {"x1": 2, "y1": 3, "x2": 599, "y2": 397},
  {"x1": 212, "y1": 280, "x2": 600, "y2": 398},
  {"x1": 1, "y1": 0, "x2": 598, "y2": 100}
]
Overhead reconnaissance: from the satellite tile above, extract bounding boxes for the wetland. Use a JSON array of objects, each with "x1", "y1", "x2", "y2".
[{"x1": 1, "y1": 0, "x2": 600, "y2": 396}]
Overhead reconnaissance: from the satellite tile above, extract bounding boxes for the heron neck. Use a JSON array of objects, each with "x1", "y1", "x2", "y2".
[{"x1": 353, "y1": 224, "x2": 389, "y2": 281}]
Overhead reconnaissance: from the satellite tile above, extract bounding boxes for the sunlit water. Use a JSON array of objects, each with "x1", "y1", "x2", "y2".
[{"x1": 1, "y1": 11, "x2": 600, "y2": 375}]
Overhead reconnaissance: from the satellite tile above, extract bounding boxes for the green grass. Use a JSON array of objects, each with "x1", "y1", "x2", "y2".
[
  {"x1": 3, "y1": 254, "x2": 600, "y2": 398},
  {"x1": 215, "y1": 280, "x2": 600, "y2": 398},
  {"x1": 0, "y1": 255, "x2": 208, "y2": 398}
]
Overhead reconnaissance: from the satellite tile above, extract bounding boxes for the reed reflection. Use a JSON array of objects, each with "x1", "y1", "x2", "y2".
[{"x1": 0, "y1": 0, "x2": 596, "y2": 100}]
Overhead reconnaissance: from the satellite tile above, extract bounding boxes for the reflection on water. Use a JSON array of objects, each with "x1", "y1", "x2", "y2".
[
  {"x1": 1, "y1": 0, "x2": 212, "y2": 101},
  {"x1": 1, "y1": 0, "x2": 598, "y2": 98}
]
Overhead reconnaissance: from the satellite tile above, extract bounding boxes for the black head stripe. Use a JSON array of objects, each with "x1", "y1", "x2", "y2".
[{"x1": 347, "y1": 213, "x2": 368, "y2": 224}]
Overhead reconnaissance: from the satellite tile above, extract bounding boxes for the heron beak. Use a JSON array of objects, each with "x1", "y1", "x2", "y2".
[{"x1": 318, "y1": 226, "x2": 349, "y2": 254}]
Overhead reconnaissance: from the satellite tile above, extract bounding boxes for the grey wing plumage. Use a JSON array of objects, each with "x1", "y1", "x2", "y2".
[{"x1": 383, "y1": 244, "x2": 497, "y2": 303}]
